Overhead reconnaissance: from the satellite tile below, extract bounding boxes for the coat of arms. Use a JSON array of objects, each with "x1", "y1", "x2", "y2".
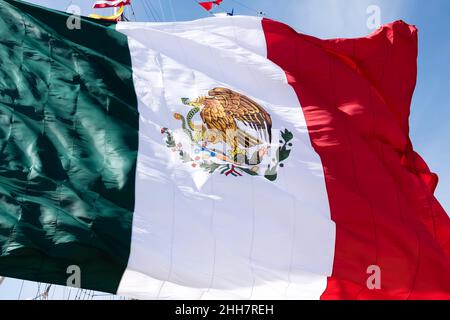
[{"x1": 161, "y1": 87, "x2": 293, "y2": 181}]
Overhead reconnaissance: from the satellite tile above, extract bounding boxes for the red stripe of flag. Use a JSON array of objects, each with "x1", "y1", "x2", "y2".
[{"x1": 263, "y1": 18, "x2": 450, "y2": 299}]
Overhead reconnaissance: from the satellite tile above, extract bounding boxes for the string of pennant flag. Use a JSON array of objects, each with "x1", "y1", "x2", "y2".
[
  {"x1": 89, "y1": 0, "x2": 130, "y2": 21},
  {"x1": 93, "y1": 0, "x2": 131, "y2": 9},
  {"x1": 88, "y1": 0, "x2": 227, "y2": 22}
]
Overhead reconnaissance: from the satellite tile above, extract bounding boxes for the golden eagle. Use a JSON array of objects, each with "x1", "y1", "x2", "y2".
[{"x1": 186, "y1": 87, "x2": 273, "y2": 157}]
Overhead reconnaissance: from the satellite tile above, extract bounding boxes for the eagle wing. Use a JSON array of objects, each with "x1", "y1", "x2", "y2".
[{"x1": 207, "y1": 87, "x2": 273, "y2": 143}]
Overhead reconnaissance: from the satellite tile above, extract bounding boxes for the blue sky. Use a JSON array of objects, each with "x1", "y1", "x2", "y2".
[{"x1": 1, "y1": 0, "x2": 449, "y2": 299}]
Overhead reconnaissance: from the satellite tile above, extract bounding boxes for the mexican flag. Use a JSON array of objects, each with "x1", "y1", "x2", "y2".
[{"x1": 0, "y1": 0, "x2": 449, "y2": 300}]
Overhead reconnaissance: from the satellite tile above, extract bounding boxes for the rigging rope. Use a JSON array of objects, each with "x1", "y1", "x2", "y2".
[
  {"x1": 65, "y1": 0, "x2": 73, "y2": 11},
  {"x1": 43, "y1": 284, "x2": 51, "y2": 300},
  {"x1": 229, "y1": 0, "x2": 266, "y2": 16},
  {"x1": 141, "y1": 0, "x2": 159, "y2": 22},
  {"x1": 35, "y1": 282, "x2": 41, "y2": 300},
  {"x1": 146, "y1": 0, "x2": 163, "y2": 21},
  {"x1": 50, "y1": 285, "x2": 56, "y2": 299},
  {"x1": 18, "y1": 280, "x2": 24, "y2": 300},
  {"x1": 140, "y1": 0, "x2": 154, "y2": 21},
  {"x1": 168, "y1": 0, "x2": 177, "y2": 21},
  {"x1": 129, "y1": 2, "x2": 138, "y2": 21},
  {"x1": 157, "y1": 0, "x2": 166, "y2": 21}
]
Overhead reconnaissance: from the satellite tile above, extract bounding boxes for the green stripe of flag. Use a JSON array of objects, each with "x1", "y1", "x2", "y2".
[{"x1": 0, "y1": 0, "x2": 138, "y2": 293}]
